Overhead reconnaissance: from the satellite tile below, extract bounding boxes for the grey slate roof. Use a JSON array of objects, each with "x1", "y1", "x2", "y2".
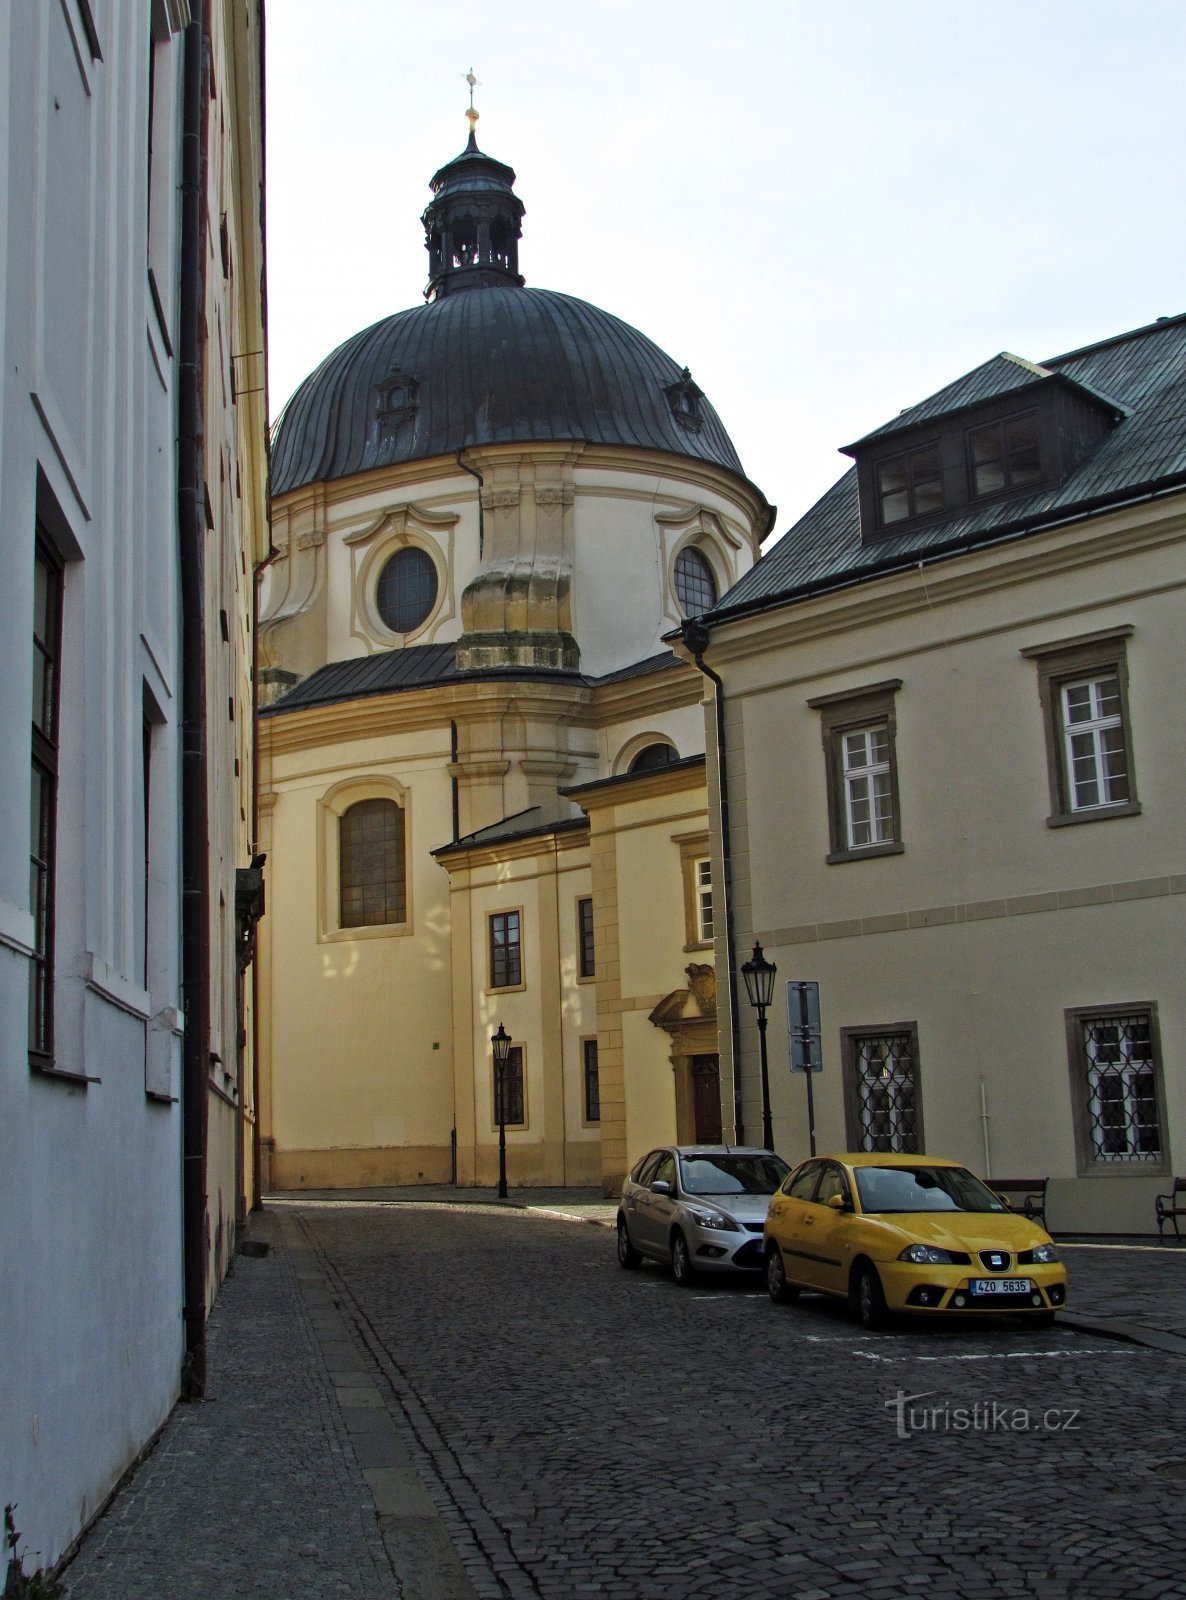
[
  {"x1": 270, "y1": 287, "x2": 747, "y2": 495},
  {"x1": 260, "y1": 645, "x2": 686, "y2": 717},
  {"x1": 708, "y1": 313, "x2": 1186, "y2": 621}
]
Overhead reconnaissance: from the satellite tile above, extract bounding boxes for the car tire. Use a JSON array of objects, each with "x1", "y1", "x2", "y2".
[
  {"x1": 670, "y1": 1229, "x2": 696, "y2": 1287},
  {"x1": 616, "y1": 1216, "x2": 641, "y2": 1269},
  {"x1": 765, "y1": 1243, "x2": 799, "y2": 1305},
  {"x1": 854, "y1": 1262, "x2": 888, "y2": 1331}
]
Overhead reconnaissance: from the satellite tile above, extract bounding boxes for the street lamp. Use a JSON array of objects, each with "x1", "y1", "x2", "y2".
[
  {"x1": 491, "y1": 1023, "x2": 512, "y2": 1200},
  {"x1": 741, "y1": 941, "x2": 778, "y2": 1151}
]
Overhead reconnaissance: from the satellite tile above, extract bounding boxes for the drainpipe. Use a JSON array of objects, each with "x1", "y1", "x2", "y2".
[
  {"x1": 680, "y1": 619, "x2": 744, "y2": 1145},
  {"x1": 456, "y1": 450, "x2": 484, "y2": 558},
  {"x1": 178, "y1": 3, "x2": 212, "y2": 1401}
]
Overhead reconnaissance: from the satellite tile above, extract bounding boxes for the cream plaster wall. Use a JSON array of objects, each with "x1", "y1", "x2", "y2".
[{"x1": 707, "y1": 498, "x2": 1186, "y2": 1234}]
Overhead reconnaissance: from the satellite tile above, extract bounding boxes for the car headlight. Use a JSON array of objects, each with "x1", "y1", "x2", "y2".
[
  {"x1": 897, "y1": 1243, "x2": 964, "y2": 1265},
  {"x1": 1019, "y1": 1243, "x2": 1060, "y2": 1265},
  {"x1": 684, "y1": 1206, "x2": 739, "y2": 1232}
]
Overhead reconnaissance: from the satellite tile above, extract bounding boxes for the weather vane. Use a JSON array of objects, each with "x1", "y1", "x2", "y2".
[{"x1": 464, "y1": 67, "x2": 481, "y2": 137}]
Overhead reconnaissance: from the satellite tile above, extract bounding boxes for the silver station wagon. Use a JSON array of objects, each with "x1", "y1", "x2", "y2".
[{"x1": 617, "y1": 1145, "x2": 791, "y2": 1285}]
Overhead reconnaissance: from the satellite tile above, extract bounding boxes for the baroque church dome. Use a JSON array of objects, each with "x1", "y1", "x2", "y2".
[{"x1": 270, "y1": 128, "x2": 746, "y2": 496}]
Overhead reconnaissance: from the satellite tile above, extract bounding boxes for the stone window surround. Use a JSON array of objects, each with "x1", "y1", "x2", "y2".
[
  {"x1": 1020, "y1": 626, "x2": 1140, "y2": 827},
  {"x1": 807, "y1": 680, "x2": 904, "y2": 865},
  {"x1": 1065, "y1": 1001, "x2": 1168, "y2": 1178},
  {"x1": 316, "y1": 775, "x2": 413, "y2": 944},
  {"x1": 345, "y1": 501, "x2": 458, "y2": 652}
]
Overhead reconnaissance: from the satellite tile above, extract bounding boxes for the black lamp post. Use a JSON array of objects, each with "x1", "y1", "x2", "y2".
[
  {"x1": 741, "y1": 941, "x2": 778, "y2": 1151},
  {"x1": 491, "y1": 1023, "x2": 511, "y2": 1200}
]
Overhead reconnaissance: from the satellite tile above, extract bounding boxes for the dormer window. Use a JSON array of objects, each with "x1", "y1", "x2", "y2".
[
  {"x1": 664, "y1": 368, "x2": 704, "y2": 433},
  {"x1": 876, "y1": 443, "x2": 943, "y2": 528},
  {"x1": 374, "y1": 370, "x2": 419, "y2": 444},
  {"x1": 967, "y1": 411, "x2": 1042, "y2": 499}
]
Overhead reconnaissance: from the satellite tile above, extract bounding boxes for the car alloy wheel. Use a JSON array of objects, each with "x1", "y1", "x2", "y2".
[
  {"x1": 617, "y1": 1216, "x2": 641, "y2": 1269},
  {"x1": 670, "y1": 1230, "x2": 696, "y2": 1287},
  {"x1": 765, "y1": 1242, "x2": 799, "y2": 1304},
  {"x1": 855, "y1": 1262, "x2": 888, "y2": 1331}
]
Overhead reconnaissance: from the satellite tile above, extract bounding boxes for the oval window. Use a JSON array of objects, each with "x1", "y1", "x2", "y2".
[
  {"x1": 674, "y1": 547, "x2": 717, "y2": 616},
  {"x1": 376, "y1": 547, "x2": 438, "y2": 635}
]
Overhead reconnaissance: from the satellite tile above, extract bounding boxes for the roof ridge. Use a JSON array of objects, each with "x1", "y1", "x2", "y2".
[{"x1": 1044, "y1": 311, "x2": 1186, "y2": 369}]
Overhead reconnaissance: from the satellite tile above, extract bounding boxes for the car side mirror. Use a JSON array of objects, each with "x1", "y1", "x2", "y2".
[
  {"x1": 827, "y1": 1193, "x2": 850, "y2": 1211},
  {"x1": 650, "y1": 1180, "x2": 673, "y2": 1197}
]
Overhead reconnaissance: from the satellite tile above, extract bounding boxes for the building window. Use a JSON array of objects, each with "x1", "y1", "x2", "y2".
[
  {"x1": 808, "y1": 680, "x2": 904, "y2": 863},
  {"x1": 967, "y1": 411, "x2": 1042, "y2": 499},
  {"x1": 673, "y1": 547, "x2": 717, "y2": 615},
  {"x1": 339, "y1": 798, "x2": 406, "y2": 928},
  {"x1": 376, "y1": 547, "x2": 438, "y2": 635},
  {"x1": 694, "y1": 859, "x2": 713, "y2": 942},
  {"x1": 676, "y1": 834, "x2": 714, "y2": 950},
  {"x1": 577, "y1": 897, "x2": 595, "y2": 979},
  {"x1": 30, "y1": 535, "x2": 63, "y2": 1066},
  {"x1": 489, "y1": 910, "x2": 522, "y2": 989},
  {"x1": 493, "y1": 1043, "x2": 525, "y2": 1126},
  {"x1": 628, "y1": 742, "x2": 678, "y2": 774},
  {"x1": 1068, "y1": 1006, "x2": 1165, "y2": 1171},
  {"x1": 1021, "y1": 628, "x2": 1139, "y2": 826},
  {"x1": 583, "y1": 1038, "x2": 600, "y2": 1123},
  {"x1": 842, "y1": 1026, "x2": 922, "y2": 1154},
  {"x1": 876, "y1": 443, "x2": 942, "y2": 527}
]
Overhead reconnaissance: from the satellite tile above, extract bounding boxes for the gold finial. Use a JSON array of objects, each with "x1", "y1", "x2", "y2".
[{"x1": 464, "y1": 67, "x2": 481, "y2": 136}]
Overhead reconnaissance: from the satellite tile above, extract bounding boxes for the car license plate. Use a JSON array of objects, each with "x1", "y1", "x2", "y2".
[{"x1": 969, "y1": 1278, "x2": 1033, "y2": 1296}]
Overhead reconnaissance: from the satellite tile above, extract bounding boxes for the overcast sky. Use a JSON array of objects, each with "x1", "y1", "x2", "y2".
[{"x1": 265, "y1": 1, "x2": 1185, "y2": 537}]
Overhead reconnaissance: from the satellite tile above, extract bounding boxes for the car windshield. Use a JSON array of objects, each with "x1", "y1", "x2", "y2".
[
  {"x1": 679, "y1": 1153, "x2": 790, "y2": 1196},
  {"x1": 854, "y1": 1164, "x2": 1007, "y2": 1215}
]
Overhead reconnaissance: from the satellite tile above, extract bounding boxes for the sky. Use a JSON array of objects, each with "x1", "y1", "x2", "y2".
[{"x1": 265, "y1": 0, "x2": 1186, "y2": 539}]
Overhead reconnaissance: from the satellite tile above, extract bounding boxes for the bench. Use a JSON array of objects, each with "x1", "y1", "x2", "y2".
[
  {"x1": 991, "y1": 1178, "x2": 1049, "y2": 1228},
  {"x1": 1156, "y1": 1178, "x2": 1186, "y2": 1242}
]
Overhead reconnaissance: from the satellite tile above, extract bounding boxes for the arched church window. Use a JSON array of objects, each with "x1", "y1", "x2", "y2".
[
  {"x1": 339, "y1": 798, "x2": 406, "y2": 928},
  {"x1": 629, "y1": 742, "x2": 679, "y2": 774},
  {"x1": 376, "y1": 547, "x2": 438, "y2": 635},
  {"x1": 674, "y1": 548, "x2": 717, "y2": 616}
]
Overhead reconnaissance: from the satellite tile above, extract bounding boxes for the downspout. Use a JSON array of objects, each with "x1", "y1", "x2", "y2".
[
  {"x1": 457, "y1": 449, "x2": 484, "y2": 558},
  {"x1": 178, "y1": 4, "x2": 212, "y2": 1401},
  {"x1": 680, "y1": 618, "x2": 744, "y2": 1145}
]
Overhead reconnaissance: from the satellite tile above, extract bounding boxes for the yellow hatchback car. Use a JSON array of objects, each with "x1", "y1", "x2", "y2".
[{"x1": 763, "y1": 1153, "x2": 1068, "y2": 1329}]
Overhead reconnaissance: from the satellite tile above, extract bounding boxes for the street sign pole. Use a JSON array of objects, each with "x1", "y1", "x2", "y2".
[{"x1": 786, "y1": 981, "x2": 822, "y2": 1158}]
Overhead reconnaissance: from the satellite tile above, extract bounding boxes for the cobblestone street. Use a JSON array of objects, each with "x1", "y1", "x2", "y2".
[{"x1": 64, "y1": 1200, "x2": 1186, "y2": 1599}]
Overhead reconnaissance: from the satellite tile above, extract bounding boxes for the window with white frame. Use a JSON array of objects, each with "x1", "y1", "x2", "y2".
[
  {"x1": 676, "y1": 834, "x2": 714, "y2": 950},
  {"x1": 1061, "y1": 675, "x2": 1130, "y2": 811},
  {"x1": 841, "y1": 725, "x2": 894, "y2": 849},
  {"x1": 694, "y1": 858, "x2": 713, "y2": 942},
  {"x1": 1022, "y1": 629, "x2": 1139, "y2": 826},
  {"x1": 808, "y1": 681, "x2": 904, "y2": 863},
  {"x1": 1069, "y1": 1006, "x2": 1164, "y2": 1169}
]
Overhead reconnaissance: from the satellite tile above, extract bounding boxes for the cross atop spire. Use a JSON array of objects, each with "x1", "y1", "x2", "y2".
[{"x1": 463, "y1": 67, "x2": 481, "y2": 144}]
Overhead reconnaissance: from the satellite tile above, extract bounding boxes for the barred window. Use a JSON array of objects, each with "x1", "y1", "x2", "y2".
[
  {"x1": 30, "y1": 534, "x2": 63, "y2": 1065},
  {"x1": 842, "y1": 1026, "x2": 921, "y2": 1153},
  {"x1": 339, "y1": 798, "x2": 406, "y2": 928},
  {"x1": 489, "y1": 910, "x2": 522, "y2": 989},
  {"x1": 493, "y1": 1044, "x2": 525, "y2": 1126},
  {"x1": 583, "y1": 1038, "x2": 600, "y2": 1123},
  {"x1": 577, "y1": 897, "x2": 595, "y2": 979},
  {"x1": 1071, "y1": 1008, "x2": 1163, "y2": 1167}
]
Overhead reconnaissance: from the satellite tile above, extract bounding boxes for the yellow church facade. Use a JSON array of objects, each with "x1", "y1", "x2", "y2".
[{"x1": 257, "y1": 123, "x2": 771, "y2": 1195}]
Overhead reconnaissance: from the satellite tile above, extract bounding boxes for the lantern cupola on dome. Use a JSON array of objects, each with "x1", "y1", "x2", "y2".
[{"x1": 422, "y1": 86, "x2": 525, "y2": 300}]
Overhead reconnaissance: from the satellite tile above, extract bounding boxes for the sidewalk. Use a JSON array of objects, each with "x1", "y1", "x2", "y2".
[{"x1": 56, "y1": 1191, "x2": 1186, "y2": 1598}]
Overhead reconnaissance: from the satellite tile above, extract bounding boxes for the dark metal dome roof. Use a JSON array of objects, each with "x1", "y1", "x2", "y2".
[{"x1": 270, "y1": 287, "x2": 747, "y2": 495}]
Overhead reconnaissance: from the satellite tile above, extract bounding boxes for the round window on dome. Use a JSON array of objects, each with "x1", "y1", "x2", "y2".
[
  {"x1": 376, "y1": 547, "x2": 438, "y2": 635},
  {"x1": 674, "y1": 547, "x2": 718, "y2": 616}
]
